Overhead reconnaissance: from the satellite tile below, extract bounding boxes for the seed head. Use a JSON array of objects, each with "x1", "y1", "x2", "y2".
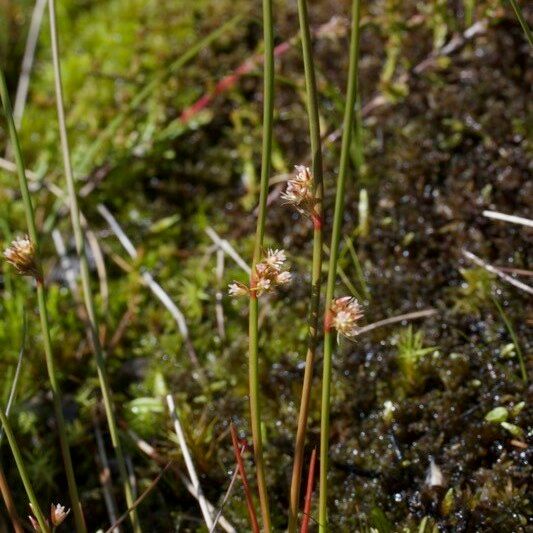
[
  {"x1": 281, "y1": 165, "x2": 315, "y2": 215},
  {"x1": 3, "y1": 236, "x2": 41, "y2": 280},
  {"x1": 329, "y1": 296, "x2": 363, "y2": 337},
  {"x1": 50, "y1": 503, "x2": 70, "y2": 526}
]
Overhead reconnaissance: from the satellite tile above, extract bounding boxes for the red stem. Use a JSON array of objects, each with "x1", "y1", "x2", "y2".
[
  {"x1": 180, "y1": 41, "x2": 292, "y2": 123},
  {"x1": 230, "y1": 424, "x2": 260, "y2": 533},
  {"x1": 300, "y1": 448, "x2": 317, "y2": 533},
  {"x1": 323, "y1": 309, "x2": 333, "y2": 332},
  {"x1": 311, "y1": 212, "x2": 323, "y2": 230}
]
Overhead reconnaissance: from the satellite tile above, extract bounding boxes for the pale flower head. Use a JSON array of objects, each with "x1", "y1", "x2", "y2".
[
  {"x1": 3, "y1": 235, "x2": 41, "y2": 280},
  {"x1": 255, "y1": 262, "x2": 269, "y2": 277},
  {"x1": 228, "y1": 282, "x2": 248, "y2": 297},
  {"x1": 329, "y1": 296, "x2": 363, "y2": 337},
  {"x1": 50, "y1": 503, "x2": 70, "y2": 526},
  {"x1": 275, "y1": 271, "x2": 292, "y2": 285},
  {"x1": 255, "y1": 277, "x2": 272, "y2": 296},
  {"x1": 281, "y1": 165, "x2": 314, "y2": 214},
  {"x1": 230, "y1": 248, "x2": 291, "y2": 298}
]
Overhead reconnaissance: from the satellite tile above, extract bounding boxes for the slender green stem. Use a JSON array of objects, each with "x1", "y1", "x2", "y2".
[
  {"x1": 46, "y1": 2, "x2": 140, "y2": 531},
  {"x1": 318, "y1": 2, "x2": 362, "y2": 531},
  {"x1": 0, "y1": 408, "x2": 49, "y2": 532},
  {"x1": 492, "y1": 296, "x2": 527, "y2": 382},
  {"x1": 288, "y1": 0, "x2": 324, "y2": 530},
  {"x1": 247, "y1": 1, "x2": 274, "y2": 531},
  {"x1": 508, "y1": 0, "x2": 533, "y2": 47},
  {"x1": 0, "y1": 67, "x2": 86, "y2": 533}
]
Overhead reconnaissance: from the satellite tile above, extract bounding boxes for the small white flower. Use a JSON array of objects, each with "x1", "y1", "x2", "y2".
[
  {"x1": 255, "y1": 262, "x2": 269, "y2": 276},
  {"x1": 275, "y1": 271, "x2": 292, "y2": 285},
  {"x1": 265, "y1": 248, "x2": 286, "y2": 270},
  {"x1": 228, "y1": 282, "x2": 248, "y2": 297},
  {"x1": 50, "y1": 503, "x2": 70, "y2": 526},
  {"x1": 329, "y1": 296, "x2": 363, "y2": 337},
  {"x1": 255, "y1": 277, "x2": 272, "y2": 295},
  {"x1": 230, "y1": 248, "x2": 291, "y2": 299},
  {"x1": 281, "y1": 165, "x2": 314, "y2": 214}
]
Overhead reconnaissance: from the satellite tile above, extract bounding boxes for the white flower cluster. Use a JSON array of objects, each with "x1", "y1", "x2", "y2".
[
  {"x1": 29, "y1": 502, "x2": 70, "y2": 531},
  {"x1": 281, "y1": 165, "x2": 315, "y2": 216},
  {"x1": 229, "y1": 249, "x2": 291, "y2": 297},
  {"x1": 329, "y1": 296, "x2": 363, "y2": 337},
  {"x1": 51, "y1": 503, "x2": 70, "y2": 526},
  {"x1": 3, "y1": 235, "x2": 41, "y2": 280}
]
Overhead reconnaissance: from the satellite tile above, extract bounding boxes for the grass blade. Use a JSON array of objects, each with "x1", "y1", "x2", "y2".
[
  {"x1": 0, "y1": 63, "x2": 86, "y2": 533},
  {"x1": 288, "y1": 0, "x2": 325, "y2": 530},
  {"x1": 104, "y1": 462, "x2": 173, "y2": 533},
  {"x1": 319, "y1": 1, "x2": 363, "y2": 530},
  {"x1": 0, "y1": 408, "x2": 49, "y2": 532},
  {"x1": 166, "y1": 394, "x2": 214, "y2": 529},
  {"x1": 47, "y1": 1, "x2": 139, "y2": 529},
  {"x1": 508, "y1": 0, "x2": 533, "y2": 47},
  {"x1": 0, "y1": 313, "x2": 26, "y2": 446},
  {"x1": 247, "y1": 0, "x2": 275, "y2": 530}
]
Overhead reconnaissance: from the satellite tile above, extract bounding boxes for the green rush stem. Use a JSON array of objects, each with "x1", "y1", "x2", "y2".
[
  {"x1": 0, "y1": 68, "x2": 86, "y2": 533},
  {"x1": 288, "y1": 0, "x2": 324, "y2": 531},
  {"x1": 508, "y1": 0, "x2": 533, "y2": 47},
  {"x1": 319, "y1": 1, "x2": 362, "y2": 531},
  {"x1": 248, "y1": 1, "x2": 274, "y2": 531},
  {"x1": 0, "y1": 409, "x2": 50, "y2": 533},
  {"x1": 47, "y1": 2, "x2": 140, "y2": 531}
]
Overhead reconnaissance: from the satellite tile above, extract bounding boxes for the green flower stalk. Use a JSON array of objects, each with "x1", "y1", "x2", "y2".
[
  {"x1": 287, "y1": 0, "x2": 324, "y2": 530},
  {"x1": 247, "y1": 0, "x2": 275, "y2": 530},
  {"x1": 319, "y1": 1, "x2": 362, "y2": 531},
  {"x1": 0, "y1": 68, "x2": 86, "y2": 533},
  {"x1": 46, "y1": 1, "x2": 140, "y2": 531},
  {"x1": 0, "y1": 408, "x2": 49, "y2": 533}
]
